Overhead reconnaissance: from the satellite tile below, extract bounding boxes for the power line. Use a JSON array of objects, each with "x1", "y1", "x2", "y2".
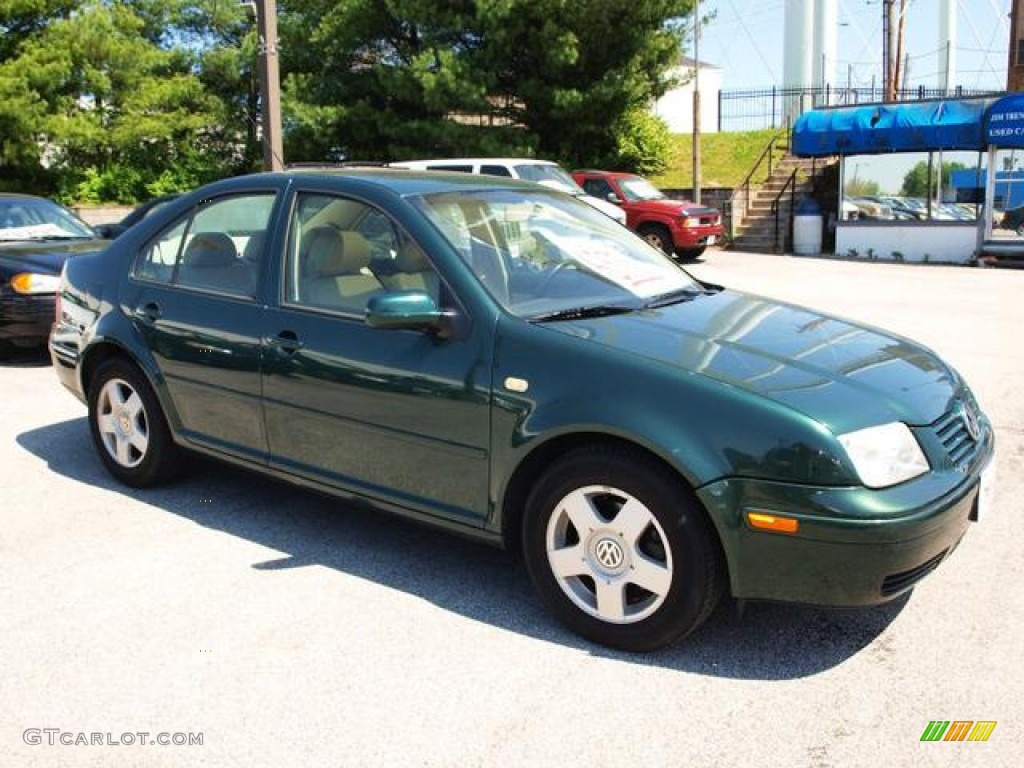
[
  {"x1": 723, "y1": 0, "x2": 781, "y2": 83},
  {"x1": 957, "y1": 0, "x2": 1010, "y2": 89}
]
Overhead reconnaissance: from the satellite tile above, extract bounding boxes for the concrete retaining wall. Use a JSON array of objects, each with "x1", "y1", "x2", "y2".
[{"x1": 72, "y1": 205, "x2": 133, "y2": 226}]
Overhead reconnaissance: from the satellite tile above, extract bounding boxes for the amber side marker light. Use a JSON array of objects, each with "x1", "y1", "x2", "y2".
[{"x1": 746, "y1": 511, "x2": 800, "y2": 534}]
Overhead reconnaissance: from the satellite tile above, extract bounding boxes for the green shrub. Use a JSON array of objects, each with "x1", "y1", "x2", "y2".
[{"x1": 611, "y1": 109, "x2": 672, "y2": 176}]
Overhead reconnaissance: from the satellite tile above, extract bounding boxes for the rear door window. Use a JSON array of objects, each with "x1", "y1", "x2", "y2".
[
  {"x1": 426, "y1": 164, "x2": 473, "y2": 173},
  {"x1": 134, "y1": 194, "x2": 275, "y2": 298}
]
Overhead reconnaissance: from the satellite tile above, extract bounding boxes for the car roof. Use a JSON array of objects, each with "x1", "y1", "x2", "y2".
[
  {"x1": 572, "y1": 170, "x2": 641, "y2": 179},
  {"x1": 0, "y1": 192, "x2": 52, "y2": 202},
  {"x1": 392, "y1": 158, "x2": 559, "y2": 167},
  {"x1": 215, "y1": 168, "x2": 546, "y2": 197}
]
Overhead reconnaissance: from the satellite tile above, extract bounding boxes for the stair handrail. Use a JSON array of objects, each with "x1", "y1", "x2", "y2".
[
  {"x1": 770, "y1": 169, "x2": 799, "y2": 253},
  {"x1": 725, "y1": 130, "x2": 788, "y2": 234}
]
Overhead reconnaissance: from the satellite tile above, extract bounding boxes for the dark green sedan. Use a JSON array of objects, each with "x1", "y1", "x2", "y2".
[{"x1": 50, "y1": 170, "x2": 995, "y2": 651}]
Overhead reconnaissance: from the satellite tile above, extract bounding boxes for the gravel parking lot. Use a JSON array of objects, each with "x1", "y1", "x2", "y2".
[{"x1": 1, "y1": 250, "x2": 1021, "y2": 767}]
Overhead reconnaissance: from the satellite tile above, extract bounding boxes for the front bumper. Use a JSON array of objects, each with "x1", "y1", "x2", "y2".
[
  {"x1": 0, "y1": 291, "x2": 55, "y2": 346},
  {"x1": 696, "y1": 432, "x2": 995, "y2": 607},
  {"x1": 671, "y1": 224, "x2": 725, "y2": 249}
]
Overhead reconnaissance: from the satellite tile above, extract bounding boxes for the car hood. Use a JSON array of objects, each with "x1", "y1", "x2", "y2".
[
  {"x1": 0, "y1": 238, "x2": 108, "y2": 273},
  {"x1": 546, "y1": 289, "x2": 957, "y2": 433},
  {"x1": 627, "y1": 198, "x2": 718, "y2": 217}
]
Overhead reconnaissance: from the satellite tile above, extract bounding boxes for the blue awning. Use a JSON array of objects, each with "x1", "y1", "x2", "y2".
[
  {"x1": 986, "y1": 92, "x2": 1024, "y2": 147},
  {"x1": 792, "y1": 98, "x2": 994, "y2": 157}
]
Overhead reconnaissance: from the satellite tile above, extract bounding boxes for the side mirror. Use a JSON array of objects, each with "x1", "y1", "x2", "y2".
[
  {"x1": 93, "y1": 223, "x2": 123, "y2": 240},
  {"x1": 365, "y1": 291, "x2": 448, "y2": 335},
  {"x1": 607, "y1": 193, "x2": 624, "y2": 205}
]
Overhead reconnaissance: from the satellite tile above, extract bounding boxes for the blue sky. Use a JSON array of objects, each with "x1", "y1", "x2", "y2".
[{"x1": 698, "y1": 0, "x2": 1011, "y2": 92}]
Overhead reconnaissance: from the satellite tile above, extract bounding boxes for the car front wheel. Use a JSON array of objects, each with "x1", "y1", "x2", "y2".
[
  {"x1": 636, "y1": 224, "x2": 673, "y2": 255},
  {"x1": 88, "y1": 358, "x2": 178, "y2": 487},
  {"x1": 522, "y1": 445, "x2": 724, "y2": 652},
  {"x1": 675, "y1": 246, "x2": 707, "y2": 261}
]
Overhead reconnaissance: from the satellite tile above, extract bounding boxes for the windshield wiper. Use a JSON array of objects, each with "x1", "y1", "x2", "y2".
[
  {"x1": 529, "y1": 304, "x2": 638, "y2": 323},
  {"x1": 643, "y1": 288, "x2": 711, "y2": 309}
]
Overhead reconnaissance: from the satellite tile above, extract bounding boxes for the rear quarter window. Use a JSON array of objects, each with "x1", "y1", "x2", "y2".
[{"x1": 426, "y1": 165, "x2": 473, "y2": 173}]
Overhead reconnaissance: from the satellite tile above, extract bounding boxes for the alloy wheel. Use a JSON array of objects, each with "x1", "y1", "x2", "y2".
[
  {"x1": 545, "y1": 485, "x2": 673, "y2": 624},
  {"x1": 95, "y1": 377, "x2": 150, "y2": 469}
]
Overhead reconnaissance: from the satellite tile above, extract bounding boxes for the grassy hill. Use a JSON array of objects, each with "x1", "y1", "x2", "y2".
[{"x1": 652, "y1": 128, "x2": 784, "y2": 189}]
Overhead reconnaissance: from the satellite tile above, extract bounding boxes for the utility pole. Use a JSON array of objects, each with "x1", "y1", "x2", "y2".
[
  {"x1": 883, "y1": 0, "x2": 898, "y2": 100},
  {"x1": 256, "y1": 0, "x2": 284, "y2": 171},
  {"x1": 692, "y1": 0, "x2": 702, "y2": 205},
  {"x1": 893, "y1": 0, "x2": 907, "y2": 95},
  {"x1": 1010, "y1": 0, "x2": 1024, "y2": 91}
]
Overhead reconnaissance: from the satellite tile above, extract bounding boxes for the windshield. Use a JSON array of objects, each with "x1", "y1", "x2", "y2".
[
  {"x1": 618, "y1": 177, "x2": 667, "y2": 202},
  {"x1": 513, "y1": 164, "x2": 585, "y2": 194},
  {"x1": 411, "y1": 188, "x2": 700, "y2": 319},
  {"x1": 0, "y1": 197, "x2": 96, "y2": 241}
]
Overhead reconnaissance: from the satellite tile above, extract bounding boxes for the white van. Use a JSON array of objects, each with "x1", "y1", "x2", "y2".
[{"x1": 390, "y1": 158, "x2": 627, "y2": 225}]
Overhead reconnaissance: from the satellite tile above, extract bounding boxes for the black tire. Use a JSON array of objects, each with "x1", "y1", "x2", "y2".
[
  {"x1": 636, "y1": 224, "x2": 673, "y2": 255},
  {"x1": 522, "y1": 445, "x2": 725, "y2": 652},
  {"x1": 674, "y1": 246, "x2": 706, "y2": 261},
  {"x1": 88, "y1": 358, "x2": 179, "y2": 487}
]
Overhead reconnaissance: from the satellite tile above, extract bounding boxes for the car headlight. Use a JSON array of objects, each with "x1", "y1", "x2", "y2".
[
  {"x1": 837, "y1": 422, "x2": 929, "y2": 488},
  {"x1": 10, "y1": 273, "x2": 61, "y2": 294}
]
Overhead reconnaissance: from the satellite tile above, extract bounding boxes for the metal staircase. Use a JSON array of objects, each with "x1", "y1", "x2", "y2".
[{"x1": 726, "y1": 134, "x2": 838, "y2": 253}]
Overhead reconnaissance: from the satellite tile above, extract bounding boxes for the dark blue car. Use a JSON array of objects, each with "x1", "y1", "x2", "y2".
[{"x1": 0, "y1": 194, "x2": 108, "y2": 358}]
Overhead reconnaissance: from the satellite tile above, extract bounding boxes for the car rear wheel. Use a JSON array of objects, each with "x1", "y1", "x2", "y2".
[
  {"x1": 88, "y1": 358, "x2": 178, "y2": 487},
  {"x1": 522, "y1": 445, "x2": 724, "y2": 651},
  {"x1": 636, "y1": 224, "x2": 673, "y2": 255}
]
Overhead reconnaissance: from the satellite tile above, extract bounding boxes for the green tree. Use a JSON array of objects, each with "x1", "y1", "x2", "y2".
[
  {"x1": 0, "y1": 0, "x2": 83, "y2": 189},
  {"x1": 1, "y1": 1, "x2": 257, "y2": 198},
  {"x1": 844, "y1": 178, "x2": 880, "y2": 197},
  {"x1": 279, "y1": 0, "x2": 692, "y2": 170},
  {"x1": 0, "y1": 0, "x2": 80, "y2": 60},
  {"x1": 2, "y1": 0, "x2": 696, "y2": 199},
  {"x1": 472, "y1": 0, "x2": 690, "y2": 168},
  {"x1": 900, "y1": 159, "x2": 968, "y2": 197}
]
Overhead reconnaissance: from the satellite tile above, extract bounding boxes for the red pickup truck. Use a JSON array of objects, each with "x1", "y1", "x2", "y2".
[{"x1": 572, "y1": 170, "x2": 724, "y2": 259}]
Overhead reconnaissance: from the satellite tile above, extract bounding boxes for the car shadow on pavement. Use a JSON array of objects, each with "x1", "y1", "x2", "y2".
[{"x1": 18, "y1": 417, "x2": 908, "y2": 680}]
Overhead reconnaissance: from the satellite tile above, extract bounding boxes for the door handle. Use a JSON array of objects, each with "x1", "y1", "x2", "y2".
[
  {"x1": 132, "y1": 302, "x2": 162, "y2": 324},
  {"x1": 266, "y1": 330, "x2": 304, "y2": 354}
]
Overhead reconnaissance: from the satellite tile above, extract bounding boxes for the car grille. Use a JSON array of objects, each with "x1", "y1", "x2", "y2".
[
  {"x1": 881, "y1": 549, "x2": 948, "y2": 597},
  {"x1": 930, "y1": 404, "x2": 982, "y2": 470},
  {"x1": 687, "y1": 208, "x2": 720, "y2": 226},
  {"x1": 0, "y1": 291, "x2": 56, "y2": 321}
]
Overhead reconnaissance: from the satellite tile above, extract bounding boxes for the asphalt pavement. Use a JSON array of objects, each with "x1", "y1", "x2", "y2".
[{"x1": 1, "y1": 249, "x2": 1020, "y2": 767}]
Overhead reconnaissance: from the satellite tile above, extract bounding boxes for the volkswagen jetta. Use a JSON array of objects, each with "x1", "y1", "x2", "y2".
[{"x1": 50, "y1": 170, "x2": 994, "y2": 651}]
